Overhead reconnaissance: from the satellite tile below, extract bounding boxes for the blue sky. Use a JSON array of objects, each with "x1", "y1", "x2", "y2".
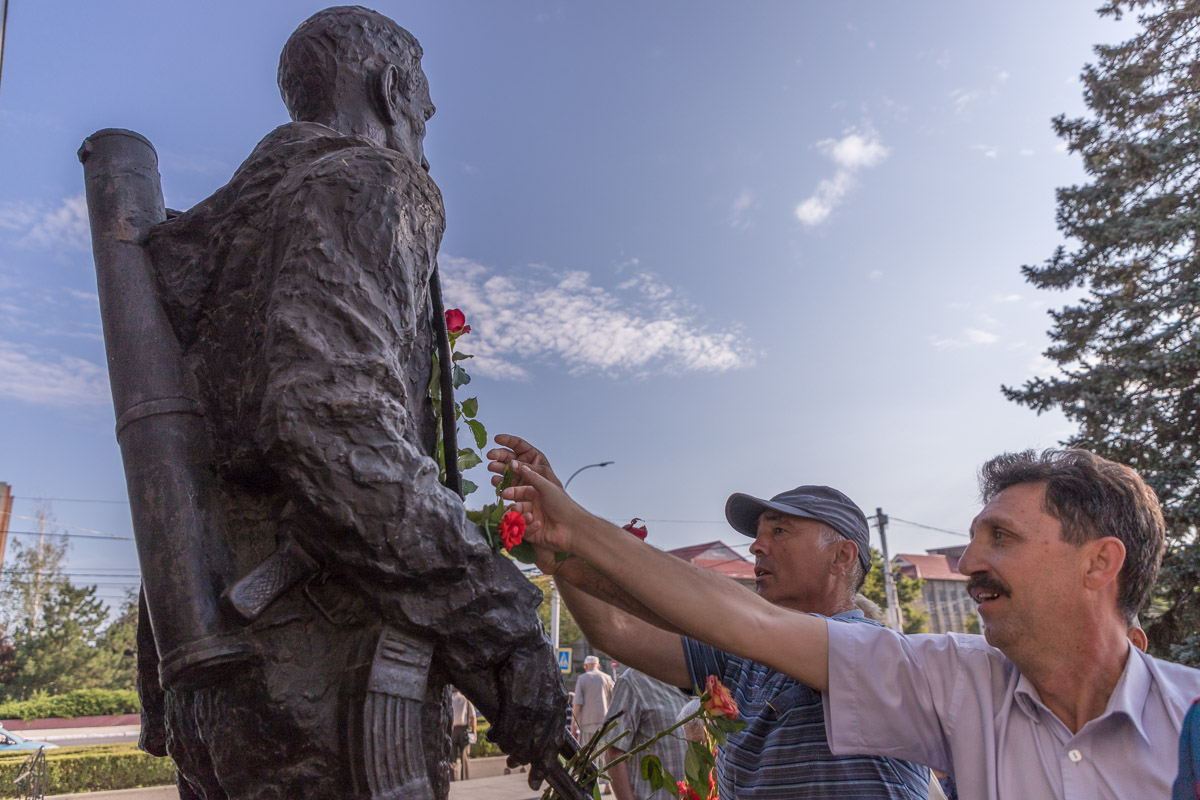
[{"x1": 0, "y1": 2, "x2": 1138, "y2": 610}]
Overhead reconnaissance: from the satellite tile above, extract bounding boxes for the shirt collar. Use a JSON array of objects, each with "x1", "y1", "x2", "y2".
[
  {"x1": 1012, "y1": 645, "x2": 1152, "y2": 744},
  {"x1": 1100, "y1": 645, "x2": 1153, "y2": 744}
]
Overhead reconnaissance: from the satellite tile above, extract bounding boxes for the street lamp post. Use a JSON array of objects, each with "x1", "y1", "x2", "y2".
[{"x1": 551, "y1": 461, "x2": 613, "y2": 649}]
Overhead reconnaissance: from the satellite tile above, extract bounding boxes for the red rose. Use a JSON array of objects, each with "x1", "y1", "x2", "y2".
[
  {"x1": 621, "y1": 518, "x2": 648, "y2": 540},
  {"x1": 678, "y1": 782, "x2": 702, "y2": 800},
  {"x1": 500, "y1": 510, "x2": 526, "y2": 550},
  {"x1": 703, "y1": 675, "x2": 738, "y2": 719},
  {"x1": 445, "y1": 308, "x2": 470, "y2": 335}
]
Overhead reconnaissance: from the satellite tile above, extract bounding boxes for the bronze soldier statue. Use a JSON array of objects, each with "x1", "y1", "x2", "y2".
[{"x1": 80, "y1": 7, "x2": 566, "y2": 799}]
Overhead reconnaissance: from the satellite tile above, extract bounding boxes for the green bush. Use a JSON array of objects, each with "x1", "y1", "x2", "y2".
[
  {"x1": 0, "y1": 743, "x2": 174, "y2": 798},
  {"x1": 0, "y1": 689, "x2": 140, "y2": 722},
  {"x1": 468, "y1": 720, "x2": 503, "y2": 758}
]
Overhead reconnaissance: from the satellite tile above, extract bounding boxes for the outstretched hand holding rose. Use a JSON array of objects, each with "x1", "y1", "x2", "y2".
[
  {"x1": 487, "y1": 435, "x2": 582, "y2": 573},
  {"x1": 495, "y1": 459, "x2": 591, "y2": 557}
]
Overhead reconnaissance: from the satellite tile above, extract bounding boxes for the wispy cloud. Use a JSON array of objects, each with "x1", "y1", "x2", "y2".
[
  {"x1": 993, "y1": 293, "x2": 1021, "y2": 303},
  {"x1": 795, "y1": 127, "x2": 889, "y2": 227},
  {"x1": 949, "y1": 69, "x2": 1009, "y2": 115},
  {"x1": 972, "y1": 144, "x2": 999, "y2": 159},
  {"x1": 0, "y1": 340, "x2": 109, "y2": 406},
  {"x1": 929, "y1": 328, "x2": 999, "y2": 350},
  {"x1": 439, "y1": 256, "x2": 756, "y2": 379},
  {"x1": 0, "y1": 195, "x2": 90, "y2": 252},
  {"x1": 730, "y1": 189, "x2": 755, "y2": 231}
]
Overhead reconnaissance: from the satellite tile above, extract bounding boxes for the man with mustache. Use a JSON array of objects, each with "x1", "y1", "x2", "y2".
[
  {"x1": 497, "y1": 445, "x2": 1200, "y2": 800},
  {"x1": 488, "y1": 436, "x2": 930, "y2": 799}
]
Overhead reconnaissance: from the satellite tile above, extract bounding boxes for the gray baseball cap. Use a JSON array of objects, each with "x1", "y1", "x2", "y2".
[{"x1": 725, "y1": 485, "x2": 872, "y2": 575}]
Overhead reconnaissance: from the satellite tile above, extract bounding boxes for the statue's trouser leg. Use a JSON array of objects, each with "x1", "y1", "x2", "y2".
[{"x1": 352, "y1": 626, "x2": 436, "y2": 800}]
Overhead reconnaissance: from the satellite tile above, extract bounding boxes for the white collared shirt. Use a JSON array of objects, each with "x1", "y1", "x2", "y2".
[{"x1": 822, "y1": 624, "x2": 1200, "y2": 800}]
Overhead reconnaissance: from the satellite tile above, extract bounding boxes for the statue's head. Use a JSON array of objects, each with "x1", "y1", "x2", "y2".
[{"x1": 279, "y1": 6, "x2": 435, "y2": 169}]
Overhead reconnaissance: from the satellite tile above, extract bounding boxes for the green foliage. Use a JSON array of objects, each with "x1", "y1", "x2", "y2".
[
  {"x1": 468, "y1": 721, "x2": 502, "y2": 758},
  {"x1": 1002, "y1": 0, "x2": 1200, "y2": 662},
  {"x1": 0, "y1": 689, "x2": 140, "y2": 722},
  {"x1": 0, "y1": 742, "x2": 175, "y2": 798},
  {"x1": 3, "y1": 584, "x2": 129, "y2": 701},
  {"x1": 0, "y1": 508, "x2": 141, "y2": 701},
  {"x1": 861, "y1": 548, "x2": 928, "y2": 634},
  {"x1": 429, "y1": 325, "x2": 485, "y2": 498},
  {"x1": 532, "y1": 575, "x2": 584, "y2": 654}
]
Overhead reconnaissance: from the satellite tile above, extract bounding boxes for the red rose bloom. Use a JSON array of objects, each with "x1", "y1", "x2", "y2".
[
  {"x1": 499, "y1": 510, "x2": 526, "y2": 550},
  {"x1": 703, "y1": 675, "x2": 739, "y2": 719},
  {"x1": 445, "y1": 308, "x2": 470, "y2": 335},
  {"x1": 621, "y1": 518, "x2": 648, "y2": 540}
]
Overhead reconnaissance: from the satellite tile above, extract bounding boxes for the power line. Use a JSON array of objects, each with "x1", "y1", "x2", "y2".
[
  {"x1": 9, "y1": 514, "x2": 124, "y2": 537},
  {"x1": 13, "y1": 496, "x2": 129, "y2": 505},
  {"x1": 4, "y1": 529, "x2": 134, "y2": 541},
  {"x1": 888, "y1": 517, "x2": 969, "y2": 538}
]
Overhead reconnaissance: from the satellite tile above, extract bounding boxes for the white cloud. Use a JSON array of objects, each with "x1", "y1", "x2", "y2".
[
  {"x1": 949, "y1": 69, "x2": 1009, "y2": 115},
  {"x1": 0, "y1": 340, "x2": 109, "y2": 406},
  {"x1": 439, "y1": 256, "x2": 756, "y2": 379},
  {"x1": 1018, "y1": 148, "x2": 1035, "y2": 157},
  {"x1": 949, "y1": 88, "x2": 985, "y2": 114},
  {"x1": 0, "y1": 203, "x2": 39, "y2": 231},
  {"x1": 972, "y1": 144, "x2": 999, "y2": 159},
  {"x1": 795, "y1": 172, "x2": 853, "y2": 226},
  {"x1": 929, "y1": 328, "x2": 999, "y2": 350},
  {"x1": 824, "y1": 131, "x2": 890, "y2": 170},
  {"x1": 795, "y1": 127, "x2": 888, "y2": 227},
  {"x1": 868, "y1": 270, "x2": 883, "y2": 281},
  {"x1": 965, "y1": 328, "x2": 998, "y2": 344},
  {"x1": 993, "y1": 293, "x2": 1022, "y2": 303},
  {"x1": 730, "y1": 189, "x2": 755, "y2": 231},
  {"x1": 65, "y1": 288, "x2": 100, "y2": 304},
  {"x1": 0, "y1": 195, "x2": 91, "y2": 252}
]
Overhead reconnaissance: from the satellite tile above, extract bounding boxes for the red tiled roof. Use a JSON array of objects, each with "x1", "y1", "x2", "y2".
[
  {"x1": 668, "y1": 541, "x2": 755, "y2": 580},
  {"x1": 893, "y1": 553, "x2": 968, "y2": 582},
  {"x1": 691, "y1": 557, "x2": 756, "y2": 580}
]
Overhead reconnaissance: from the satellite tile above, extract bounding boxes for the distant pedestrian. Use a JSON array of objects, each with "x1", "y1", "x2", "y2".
[
  {"x1": 573, "y1": 655, "x2": 615, "y2": 745},
  {"x1": 450, "y1": 688, "x2": 477, "y2": 781}
]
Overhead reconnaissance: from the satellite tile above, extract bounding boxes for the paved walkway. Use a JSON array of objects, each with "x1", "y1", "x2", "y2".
[{"x1": 46, "y1": 771, "x2": 546, "y2": 800}]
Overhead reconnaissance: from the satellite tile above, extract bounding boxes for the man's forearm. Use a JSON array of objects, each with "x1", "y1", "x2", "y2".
[
  {"x1": 606, "y1": 749, "x2": 635, "y2": 800},
  {"x1": 556, "y1": 577, "x2": 691, "y2": 687},
  {"x1": 563, "y1": 509, "x2": 831, "y2": 691},
  {"x1": 554, "y1": 557, "x2": 683, "y2": 635}
]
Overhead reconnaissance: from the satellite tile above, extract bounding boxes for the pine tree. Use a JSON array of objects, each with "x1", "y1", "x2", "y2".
[{"x1": 1003, "y1": 0, "x2": 1200, "y2": 662}]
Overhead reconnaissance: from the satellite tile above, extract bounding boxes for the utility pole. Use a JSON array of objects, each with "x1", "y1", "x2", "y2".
[
  {"x1": 876, "y1": 507, "x2": 903, "y2": 631},
  {"x1": 0, "y1": 481, "x2": 11, "y2": 571}
]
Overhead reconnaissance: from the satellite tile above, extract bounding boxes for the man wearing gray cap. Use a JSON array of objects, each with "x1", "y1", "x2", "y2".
[{"x1": 488, "y1": 436, "x2": 929, "y2": 799}]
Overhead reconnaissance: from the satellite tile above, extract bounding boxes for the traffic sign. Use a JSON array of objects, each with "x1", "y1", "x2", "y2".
[{"x1": 556, "y1": 647, "x2": 572, "y2": 673}]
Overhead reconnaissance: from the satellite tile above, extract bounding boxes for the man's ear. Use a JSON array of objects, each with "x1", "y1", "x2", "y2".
[
  {"x1": 1082, "y1": 536, "x2": 1126, "y2": 591},
  {"x1": 832, "y1": 540, "x2": 858, "y2": 575},
  {"x1": 377, "y1": 63, "x2": 402, "y2": 125}
]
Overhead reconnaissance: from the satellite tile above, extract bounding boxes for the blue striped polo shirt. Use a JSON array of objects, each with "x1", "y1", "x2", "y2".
[{"x1": 684, "y1": 610, "x2": 929, "y2": 799}]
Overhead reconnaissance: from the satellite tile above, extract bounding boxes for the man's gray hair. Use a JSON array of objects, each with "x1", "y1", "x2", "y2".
[{"x1": 816, "y1": 523, "x2": 867, "y2": 594}]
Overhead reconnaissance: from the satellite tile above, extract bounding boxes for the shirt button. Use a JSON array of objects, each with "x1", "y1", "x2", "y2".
[{"x1": 1068, "y1": 749, "x2": 1082, "y2": 762}]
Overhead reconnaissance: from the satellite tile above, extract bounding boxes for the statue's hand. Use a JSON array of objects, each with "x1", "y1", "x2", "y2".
[{"x1": 486, "y1": 643, "x2": 567, "y2": 769}]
